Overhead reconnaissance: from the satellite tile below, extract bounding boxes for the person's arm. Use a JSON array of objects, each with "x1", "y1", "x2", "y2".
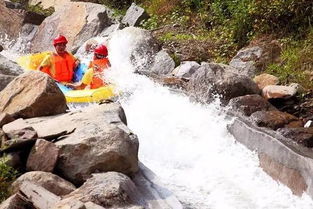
[{"x1": 37, "y1": 54, "x2": 51, "y2": 74}]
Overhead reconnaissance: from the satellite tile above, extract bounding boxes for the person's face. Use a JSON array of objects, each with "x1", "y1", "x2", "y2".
[
  {"x1": 94, "y1": 53, "x2": 106, "y2": 60},
  {"x1": 55, "y1": 43, "x2": 66, "y2": 55}
]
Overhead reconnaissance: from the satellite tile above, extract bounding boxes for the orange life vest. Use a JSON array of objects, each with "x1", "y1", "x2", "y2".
[
  {"x1": 88, "y1": 58, "x2": 110, "y2": 89},
  {"x1": 41, "y1": 52, "x2": 75, "y2": 82}
]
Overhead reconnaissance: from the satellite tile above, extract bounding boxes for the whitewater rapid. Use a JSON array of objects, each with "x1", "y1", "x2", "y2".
[
  {"x1": 2, "y1": 31, "x2": 313, "y2": 209},
  {"x1": 105, "y1": 31, "x2": 313, "y2": 209}
]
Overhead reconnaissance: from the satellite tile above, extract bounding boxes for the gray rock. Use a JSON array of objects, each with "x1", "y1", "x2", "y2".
[
  {"x1": 0, "y1": 54, "x2": 23, "y2": 76},
  {"x1": 172, "y1": 61, "x2": 200, "y2": 80},
  {"x1": 0, "y1": 74, "x2": 16, "y2": 92},
  {"x1": 122, "y1": 3, "x2": 149, "y2": 27},
  {"x1": 187, "y1": 62, "x2": 260, "y2": 104},
  {"x1": 150, "y1": 50, "x2": 175, "y2": 75},
  {"x1": 229, "y1": 46, "x2": 262, "y2": 78}
]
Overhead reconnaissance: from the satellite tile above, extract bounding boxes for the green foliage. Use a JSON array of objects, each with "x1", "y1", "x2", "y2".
[
  {"x1": 98, "y1": 0, "x2": 133, "y2": 10},
  {"x1": 26, "y1": 4, "x2": 55, "y2": 16},
  {"x1": 0, "y1": 156, "x2": 19, "y2": 202},
  {"x1": 140, "y1": 15, "x2": 160, "y2": 30},
  {"x1": 266, "y1": 30, "x2": 313, "y2": 89}
]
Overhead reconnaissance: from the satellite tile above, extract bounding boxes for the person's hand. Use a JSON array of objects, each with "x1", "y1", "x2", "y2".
[{"x1": 63, "y1": 82, "x2": 77, "y2": 89}]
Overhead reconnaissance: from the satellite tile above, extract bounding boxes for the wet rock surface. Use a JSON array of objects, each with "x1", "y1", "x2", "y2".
[{"x1": 278, "y1": 127, "x2": 313, "y2": 148}]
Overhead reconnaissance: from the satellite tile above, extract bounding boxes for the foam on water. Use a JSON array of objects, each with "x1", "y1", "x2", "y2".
[{"x1": 105, "y1": 29, "x2": 313, "y2": 209}]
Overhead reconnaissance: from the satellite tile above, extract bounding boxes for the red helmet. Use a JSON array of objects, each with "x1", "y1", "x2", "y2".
[
  {"x1": 53, "y1": 35, "x2": 68, "y2": 46},
  {"x1": 94, "y1": 44, "x2": 108, "y2": 56}
]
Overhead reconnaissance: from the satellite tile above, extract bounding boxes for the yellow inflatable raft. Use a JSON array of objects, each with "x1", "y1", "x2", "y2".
[{"x1": 18, "y1": 52, "x2": 116, "y2": 103}]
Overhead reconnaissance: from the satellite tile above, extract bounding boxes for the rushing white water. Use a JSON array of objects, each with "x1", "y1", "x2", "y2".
[
  {"x1": 2, "y1": 29, "x2": 313, "y2": 208},
  {"x1": 105, "y1": 30, "x2": 313, "y2": 209}
]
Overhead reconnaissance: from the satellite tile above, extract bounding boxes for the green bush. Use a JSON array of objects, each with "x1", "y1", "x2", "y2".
[
  {"x1": 0, "y1": 156, "x2": 19, "y2": 203},
  {"x1": 266, "y1": 30, "x2": 313, "y2": 89}
]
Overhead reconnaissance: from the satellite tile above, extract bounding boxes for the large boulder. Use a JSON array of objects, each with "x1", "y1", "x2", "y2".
[
  {"x1": 31, "y1": 2, "x2": 118, "y2": 53},
  {"x1": 56, "y1": 172, "x2": 145, "y2": 208},
  {"x1": 186, "y1": 62, "x2": 260, "y2": 104},
  {"x1": 0, "y1": 1, "x2": 24, "y2": 39},
  {"x1": 25, "y1": 103, "x2": 138, "y2": 185},
  {"x1": 11, "y1": 171, "x2": 76, "y2": 196},
  {"x1": 0, "y1": 71, "x2": 67, "y2": 118}
]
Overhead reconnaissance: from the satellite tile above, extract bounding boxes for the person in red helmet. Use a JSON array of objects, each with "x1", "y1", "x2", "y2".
[
  {"x1": 71, "y1": 44, "x2": 110, "y2": 90},
  {"x1": 38, "y1": 35, "x2": 79, "y2": 83}
]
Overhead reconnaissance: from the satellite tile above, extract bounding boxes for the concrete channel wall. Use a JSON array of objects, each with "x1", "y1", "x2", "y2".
[{"x1": 228, "y1": 115, "x2": 313, "y2": 197}]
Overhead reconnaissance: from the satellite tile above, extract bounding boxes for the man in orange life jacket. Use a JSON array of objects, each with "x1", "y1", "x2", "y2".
[
  {"x1": 71, "y1": 44, "x2": 110, "y2": 90},
  {"x1": 39, "y1": 35, "x2": 79, "y2": 83}
]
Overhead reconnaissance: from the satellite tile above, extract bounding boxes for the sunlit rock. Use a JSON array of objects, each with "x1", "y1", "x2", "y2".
[
  {"x1": 0, "y1": 71, "x2": 67, "y2": 118},
  {"x1": 253, "y1": 73, "x2": 279, "y2": 89},
  {"x1": 31, "y1": 2, "x2": 118, "y2": 53},
  {"x1": 23, "y1": 103, "x2": 138, "y2": 185},
  {"x1": 150, "y1": 50, "x2": 175, "y2": 75},
  {"x1": 122, "y1": 3, "x2": 149, "y2": 27},
  {"x1": 12, "y1": 171, "x2": 76, "y2": 196},
  {"x1": 172, "y1": 61, "x2": 200, "y2": 80},
  {"x1": 187, "y1": 62, "x2": 260, "y2": 104},
  {"x1": 262, "y1": 83, "x2": 300, "y2": 100},
  {"x1": 57, "y1": 172, "x2": 145, "y2": 208}
]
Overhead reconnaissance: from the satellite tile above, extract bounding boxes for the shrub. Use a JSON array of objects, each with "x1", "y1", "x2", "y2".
[{"x1": 0, "y1": 156, "x2": 19, "y2": 203}]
